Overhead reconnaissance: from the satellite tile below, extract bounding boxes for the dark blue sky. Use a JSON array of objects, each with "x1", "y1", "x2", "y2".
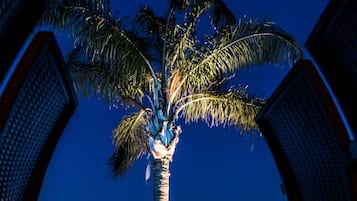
[{"x1": 39, "y1": 1, "x2": 328, "y2": 200}]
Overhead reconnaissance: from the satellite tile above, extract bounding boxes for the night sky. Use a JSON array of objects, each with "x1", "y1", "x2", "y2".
[{"x1": 38, "y1": 0, "x2": 328, "y2": 200}]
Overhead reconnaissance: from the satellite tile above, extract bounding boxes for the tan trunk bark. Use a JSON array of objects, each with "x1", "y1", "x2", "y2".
[{"x1": 153, "y1": 158, "x2": 170, "y2": 201}]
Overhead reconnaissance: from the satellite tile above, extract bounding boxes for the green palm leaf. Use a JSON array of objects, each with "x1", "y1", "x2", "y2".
[
  {"x1": 176, "y1": 17, "x2": 302, "y2": 97},
  {"x1": 43, "y1": 0, "x2": 150, "y2": 65},
  {"x1": 42, "y1": 0, "x2": 159, "y2": 98},
  {"x1": 134, "y1": 5, "x2": 168, "y2": 63},
  {"x1": 109, "y1": 110, "x2": 151, "y2": 177},
  {"x1": 166, "y1": 0, "x2": 236, "y2": 73},
  {"x1": 170, "y1": 0, "x2": 235, "y2": 28},
  {"x1": 174, "y1": 89, "x2": 264, "y2": 131},
  {"x1": 66, "y1": 46, "x2": 153, "y2": 108}
]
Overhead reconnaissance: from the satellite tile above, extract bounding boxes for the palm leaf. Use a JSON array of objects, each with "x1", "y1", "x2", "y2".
[
  {"x1": 134, "y1": 5, "x2": 167, "y2": 63},
  {"x1": 176, "y1": 17, "x2": 302, "y2": 96},
  {"x1": 109, "y1": 110, "x2": 151, "y2": 177},
  {"x1": 66, "y1": 46, "x2": 153, "y2": 108},
  {"x1": 203, "y1": 0, "x2": 236, "y2": 29},
  {"x1": 42, "y1": 0, "x2": 159, "y2": 88},
  {"x1": 174, "y1": 89, "x2": 264, "y2": 131},
  {"x1": 169, "y1": 0, "x2": 235, "y2": 28},
  {"x1": 166, "y1": 0, "x2": 235, "y2": 74}
]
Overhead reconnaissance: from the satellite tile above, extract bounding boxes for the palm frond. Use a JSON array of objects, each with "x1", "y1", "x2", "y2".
[
  {"x1": 109, "y1": 110, "x2": 151, "y2": 177},
  {"x1": 66, "y1": 46, "x2": 153, "y2": 109},
  {"x1": 174, "y1": 89, "x2": 265, "y2": 131},
  {"x1": 203, "y1": 0, "x2": 236, "y2": 29},
  {"x1": 134, "y1": 5, "x2": 167, "y2": 63},
  {"x1": 165, "y1": 0, "x2": 235, "y2": 74},
  {"x1": 42, "y1": 0, "x2": 159, "y2": 84},
  {"x1": 176, "y1": 17, "x2": 302, "y2": 96},
  {"x1": 169, "y1": 0, "x2": 235, "y2": 29},
  {"x1": 42, "y1": 0, "x2": 115, "y2": 32}
]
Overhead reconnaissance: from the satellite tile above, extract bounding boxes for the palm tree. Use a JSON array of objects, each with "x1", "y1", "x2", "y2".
[{"x1": 42, "y1": 0, "x2": 302, "y2": 200}]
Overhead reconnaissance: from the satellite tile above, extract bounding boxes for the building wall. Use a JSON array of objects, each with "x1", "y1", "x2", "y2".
[
  {"x1": 256, "y1": 60, "x2": 355, "y2": 201},
  {"x1": 0, "y1": 32, "x2": 77, "y2": 201},
  {"x1": 306, "y1": 0, "x2": 357, "y2": 136}
]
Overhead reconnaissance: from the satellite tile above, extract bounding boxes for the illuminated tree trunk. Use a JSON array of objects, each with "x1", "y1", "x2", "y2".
[
  {"x1": 149, "y1": 123, "x2": 181, "y2": 201},
  {"x1": 153, "y1": 158, "x2": 171, "y2": 201}
]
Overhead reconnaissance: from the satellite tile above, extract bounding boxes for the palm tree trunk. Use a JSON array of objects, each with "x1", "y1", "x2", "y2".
[{"x1": 153, "y1": 158, "x2": 170, "y2": 201}]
